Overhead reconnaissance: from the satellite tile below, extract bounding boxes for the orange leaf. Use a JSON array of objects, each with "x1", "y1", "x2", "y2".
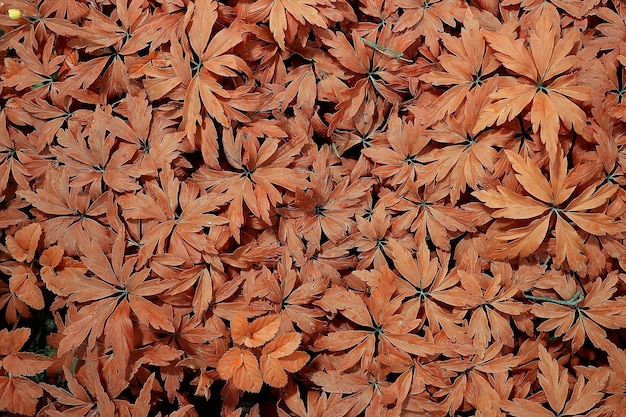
[
  {"x1": 217, "y1": 347, "x2": 263, "y2": 393},
  {"x1": 5, "y1": 223, "x2": 41, "y2": 263},
  {"x1": 564, "y1": 372, "x2": 608, "y2": 415},
  {"x1": 260, "y1": 333, "x2": 308, "y2": 387},
  {"x1": 231, "y1": 312, "x2": 281, "y2": 348},
  {"x1": 236, "y1": 350, "x2": 263, "y2": 394},
  {"x1": 0, "y1": 328, "x2": 30, "y2": 356},
  {"x1": 192, "y1": 268, "x2": 213, "y2": 317},
  {"x1": 2, "y1": 352, "x2": 52, "y2": 376},
  {"x1": 0, "y1": 375, "x2": 44, "y2": 416},
  {"x1": 261, "y1": 352, "x2": 309, "y2": 388},
  {"x1": 537, "y1": 345, "x2": 568, "y2": 414},
  {"x1": 8, "y1": 266, "x2": 44, "y2": 310},
  {"x1": 261, "y1": 332, "x2": 302, "y2": 358},
  {"x1": 188, "y1": 0, "x2": 217, "y2": 57},
  {"x1": 39, "y1": 245, "x2": 63, "y2": 269},
  {"x1": 504, "y1": 150, "x2": 554, "y2": 204},
  {"x1": 260, "y1": 354, "x2": 289, "y2": 388},
  {"x1": 277, "y1": 351, "x2": 310, "y2": 373}
]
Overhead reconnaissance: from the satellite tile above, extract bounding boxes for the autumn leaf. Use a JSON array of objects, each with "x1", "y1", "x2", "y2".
[
  {"x1": 394, "y1": 0, "x2": 466, "y2": 56},
  {"x1": 8, "y1": 265, "x2": 44, "y2": 310},
  {"x1": 2, "y1": 37, "x2": 66, "y2": 98},
  {"x1": 503, "y1": 345, "x2": 608, "y2": 416},
  {"x1": 243, "y1": 0, "x2": 328, "y2": 50},
  {"x1": 473, "y1": 150, "x2": 621, "y2": 272},
  {"x1": 473, "y1": 12, "x2": 591, "y2": 159},
  {"x1": 17, "y1": 166, "x2": 112, "y2": 257},
  {"x1": 217, "y1": 346, "x2": 264, "y2": 393},
  {"x1": 388, "y1": 181, "x2": 479, "y2": 251},
  {"x1": 193, "y1": 126, "x2": 307, "y2": 242},
  {"x1": 51, "y1": 111, "x2": 150, "y2": 194},
  {"x1": 278, "y1": 145, "x2": 374, "y2": 255},
  {"x1": 279, "y1": 381, "x2": 353, "y2": 417},
  {"x1": 0, "y1": 110, "x2": 33, "y2": 194},
  {"x1": 53, "y1": 230, "x2": 174, "y2": 376},
  {"x1": 104, "y1": 92, "x2": 184, "y2": 174},
  {"x1": 419, "y1": 8, "x2": 500, "y2": 125},
  {"x1": 231, "y1": 312, "x2": 281, "y2": 348},
  {"x1": 361, "y1": 109, "x2": 431, "y2": 188},
  {"x1": 385, "y1": 239, "x2": 473, "y2": 339},
  {"x1": 319, "y1": 24, "x2": 428, "y2": 133},
  {"x1": 176, "y1": 0, "x2": 250, "y2": 136},
  {"x1": 260, "y1": 332, "x2": 309, "y2": 387},
  {"x1": 118, "y1": 167, "x2": 231, "y2": 267},
  {"x1": 0, "y1": 328, "x2": 52, "y2": 416},
  {"x1": 5, "y1": 222, "x2": 41, "y2": 264},
  {"x1": 530, "y1": 273, "x2": 626, "y2": 351},
  {"x1": 0, "y1": 376, "x2": 45, "y2": 416},
  {"x1": 0, "y1": 1, "x2": 625, "y2": 416},
  {"x1": 315, "y1": 264, "x2": 438, "y2": 372}
]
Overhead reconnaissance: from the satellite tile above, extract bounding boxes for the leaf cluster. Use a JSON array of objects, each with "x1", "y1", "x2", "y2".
[{"x1": 0, "y1": 0, "x2": 625, "y2": 417}]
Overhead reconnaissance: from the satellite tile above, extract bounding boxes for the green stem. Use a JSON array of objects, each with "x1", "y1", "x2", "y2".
[
  {"x1": 523, "y1": 290, "x2": 584, "y2": 306},
  {"x1": 360, "y1": 37, "x2": 413, "y2": 63}
]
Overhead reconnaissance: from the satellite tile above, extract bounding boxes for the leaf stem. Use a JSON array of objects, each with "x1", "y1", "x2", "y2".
[
  {"x1": 360, "y1": 37, "x2": 413, "y2": 63},
  {"x1": 523, "y1": 290, "x2": 584, "y2": 306}
]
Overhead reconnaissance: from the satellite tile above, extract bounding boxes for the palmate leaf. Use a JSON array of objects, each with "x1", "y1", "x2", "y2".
[
  {"x1": 458, "y1": 268, "x2": 531, "y2": 350},
  {"x1": 0, "y1": 328, "x2": 52, "y2": 416},
  {"x1": 531, "y1": 273, "x2": 626, "y2": 351},
  {"x1": 320, "y1": 28, "x2": 370, "y2": 75},
  {"x1": 54, "y1": 230, "x2": 174, "y2": 376},
  {"x1": 503, "y1": 345, "x2": 608, "y2": 416},
  {"x1": 385, "y1": 239, "x2": 474, "y2": 339},
  {"x1": 118, "y1": 167, "x2": 231, "y2": 266},
  {"x1": 362, "y1": 109, "x2": 431, "y2": 188},
  {"x1": 193, "y1": 126, "x2": 307, "y2": 242},
  {"x1": 320, "y1": 23, "x2": 428, "y2": 134},
  {"x1": 256, "y1": 253, "x2": 328, "y2": 335},
  {"x1": 278, "y1": 145, "x2": 374, "y2": 256},
  {"x1": 473, "y1": 150, "x2": 621, "y2": 272},
  {"x1": 419, "y1": 8, "x2": 500, "y2": 125},
  {"x1": 101, "y1": 92, "x2": 185, "y2": 175},
  {"x1": 3, "y1": 37, "x2": 66, "y2": 95},
  {"x1": 52, "y1": 116, "x2": 150, "y2": 194},
  {"x1": 243, "y1": 0, "x2": 330, "y2": 50},
  {"x1": 315, "y1": 264, "x2": 438, "y2": 373},
  {"x1": 473, "y1": 12, "x2": 591, "y2": 160},
  {"x1": 394, "y1": 0, "x2": 466, "y2": 56},
  {"x1": 424, "y1": 78, "x2": 511, "y2": 204},
  {"x1": 260, "y1": 332, "x2": 309, "y2": 388},
  {"x1": 17, "y1": 166, "x2": 112, "y2": 257},
  {"x1": 217, "y1": 347, "x2": 264, "y2": 393},
  {"x1": 230, "y1": 312, "x2": 281, "y2": 348},
  {"x1": 175, "y1": 0, "x2": 250, "y2": 136}
]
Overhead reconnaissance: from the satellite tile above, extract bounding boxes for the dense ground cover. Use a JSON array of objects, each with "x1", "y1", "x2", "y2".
[{"x1": 0, "y1": 0, "x2": 626, "y2": 416}]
